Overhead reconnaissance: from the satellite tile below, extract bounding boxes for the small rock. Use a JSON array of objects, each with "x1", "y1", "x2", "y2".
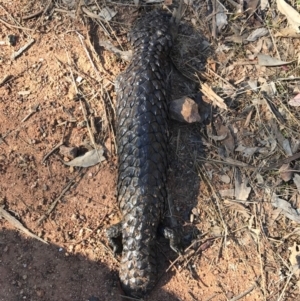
[
  {"x1": 190, "y1": 213, "x2": 194, "y2": 223},
  {"x1": 71, "y1": 213, "x2": 78, "y2": 221},
  {"x1": 59, "y1": 145, "x2": 78, "y2": 159},
  {"x1": 169, "y1": 97, "x2": 201, "y2": 123},
  {"x1": 35, "y1": 288, "x2": 45, "y2": 298},
  {"x1": 226, "y1": 291, "x2": 234, "y2": 299},
  {"x1": 7, "y1": 34, "x2": 17, "y2": 46},
  {"x1": 77, "y1": 120, "x2": 86, "y2": 128},
  {"x1": 220, "y1": 174, "x2": 231, "y2": 184}
]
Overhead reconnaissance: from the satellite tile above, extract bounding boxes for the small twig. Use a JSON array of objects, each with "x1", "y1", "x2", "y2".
[
  {"x1": 11, "y1": 38, "x2": 35, "y2": 60},
  {"x1": 0, "y1": 130, "x2": 12, "y2": 145},
  {"x1": 21, "y1": 104, "x2": 39, "y2": 122},
  {"x1": 263, "y1": 151, "x2": 300, "y2": 171},
  {"x1": 199, "y1": 165, "x2": 228, "y2": 260},
  {"x1": 277, "y1": 77, "x2": 300, "y2": 81},
  {"x1": 0, "y1": 75, "x2": 13, "y2": 87},
  {"x1": 37, "y1": 170, "x2": 83, "y2": 225},
  {"x1": 261, "y1": 92, "x2": 285, "y2": 124},
  {"x1": 0, "y1": 17, "x2": 34, "y2": 31},
  {"x1": 22, "y1": 8, "x2": 44, "y2": 20},
  {"x1": 42, "y1": 122, "x2": 67, "y2": 163},
  {"x1": 224, "y1": 0, "x2": 242, "y2": 10},
  {"x1": 22, "y1": 0, "x2": 53, "y2": 20},
  {"x1": 229, "y1": 277, "x2": 260, "y2": 301},
  {"x1": 73, "y1": 210, "x2": 109, "y2": 245},
  {"x1": 277, "y1": 270, "x2": 294, "y2": 301},
  {"x1": 197, "y1": 156, "x2": 256, "y2": 170},
  {"x1": 211, "y1": 0, "x2": 217, "y2": 39},
  {"x1": 0, "y1": 206, "x2": 48, "y2": 244},
  {"x1": 204, "y1": 68, "x2": 236, "y2": 91},
  {"x1": 99, "y1": 40, "x2": 132, "y2": 61}
]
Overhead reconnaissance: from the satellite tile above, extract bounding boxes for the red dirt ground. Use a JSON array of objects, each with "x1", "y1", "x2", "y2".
[{"x1": 0, "y1": 1, "x2": 289, "y2": 301}]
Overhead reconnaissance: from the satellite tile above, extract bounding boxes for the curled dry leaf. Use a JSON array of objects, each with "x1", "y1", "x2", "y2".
[
  {"x1": 207, "y1": 132, "x2": 227, "y2": 141},
  {"x1": 272, "y1": 194, "x2": 300, "y2": 223},
  {"x1": 283, "y1": 139, "x2": 293, "y2": 156},
  {"x1": 258, "y1": 54, "x2": 293, "y2": 66},
  {"x1": 235, "y1": 144, "x2": 259, "y2": 157},
  {"x1": 219, "y1": 189, "x2": 235, "y2": 198},
  {"x1": 214, "y1": 118, "x2": 235, "y2": 153},
  {"x1": 247, "y1": 0, "x2": 259, "y2": 15},
  {"x1": 224, "y1": 199, "x2": 250, "y2": 218},
  {"x1": 279, "y1": 163, "x2": 293, "y2": 182},
  {"x1": 277, "y1": 0, "x2": 300, "y2": 34},
  {"x1": 235, "y1": 170, "x2": 251, "y2": 202},
  {"x1": 261, "y1": 0, "x2": 269, "y2": 10},
  {"x1": 247, "y1": 80, "x2": 258, "y2": 92},
  {"x1": 64, "y1": 148, "x2": 105, "y2": 167},
  {"x1": 288, "y1": 93, "x2": 300, "y2": 107},
  {"x1": 246, "y1": 28, "x2": 269, "y2": 42},
  {"x1": 216, "y1": 0, "x2": 228, "y2": 30},
  {"x1": 220, "y1": 174, "x2": 231, "y2": 184},
  {"x1": 276, "y1": 27, "x2": 300, "y2": 38},
  {"x1": 293, "y1": 174, "x2": 300, "y2": 194},
  {"x1": 98, "y1": 7, "x2": 117, "y2": 21}
]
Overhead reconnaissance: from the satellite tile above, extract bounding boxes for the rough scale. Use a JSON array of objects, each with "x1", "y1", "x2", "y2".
[{"x1": 106, "y1": 11, "x2": 181, "y2": 298}]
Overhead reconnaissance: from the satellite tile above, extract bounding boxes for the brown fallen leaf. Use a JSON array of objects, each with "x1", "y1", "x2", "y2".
[
  {"x1": 258, "y1": 53, "x2": 294, "y2": 66},
  {"x1": 214, "y1": 117, "x2": 235, "y2": 153},
  {"x1": 0, "y1": 206, "x2": 47, "y2": 244},
  {"x1": 277, "y1": 0, "x2": 300, "y2": 34},
  {"x1": 235, "y1": 144, "x2": 259, "y2": 157},
  {"x1": 235, "y1": 169, "x2": 251, "y2": 202},
  {"x1": 279, "y1": 163, "x2": 293, "y2": 182},
  {"x1": 64, "y1": 147, "x2": 105, "y2": 167},
  {"x1": 224, "y1": 199, "x2": 250, "y2": 218},
  {"x1": 271, "y1": 194, "x2": 300, "y2": 223},
  {"x1": 294, "y1": 174, "x2": 300, "y2": 194}
]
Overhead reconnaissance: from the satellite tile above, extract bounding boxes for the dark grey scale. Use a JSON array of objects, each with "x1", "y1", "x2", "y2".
[{"x1": 106, "y1": 10, "x2": 183, "y2": 298}]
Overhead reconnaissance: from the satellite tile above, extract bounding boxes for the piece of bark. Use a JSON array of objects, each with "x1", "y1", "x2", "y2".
[{"x1": 169, "y1": 97, "x2": 201, "y2": 123}]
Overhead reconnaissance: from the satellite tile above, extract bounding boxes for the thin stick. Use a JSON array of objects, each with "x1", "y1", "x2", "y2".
[
  {"x1": 11, "y1": 39, "x2": 35, "y2": 60},
  {"x1": 73, "y1": 210, "x2": 108, "y2": 245},
  {"x1": 42, "y1": 122, "x2": 67, "y2": 163},
  {"x1": 211, "y1": 0, "x2": 217, "y2": 39},
  {"x1": 37, "y1": 170, "x2": 83, "y2": 225},
  {"x1": 0, "y1": 75, "x2": 13, "y2": 86},
  {"x1": 0, "y1": 17, "x2": 34, "y2": 31},
  {"x1": 277, "y1": 270, "x2": 294, "y2": 301},
  {"x1": 229, "y1": 278, "x2": 260, "y2": 301},
  {"x1": 22, "y1": 0, "x2": 52, "y2": 20},
  {"x1": 21, "y1": 104, "x2": 39, "y2": 122},
  {"x1": 0, "y1": 206, "x2": 48, "y2": 244}
]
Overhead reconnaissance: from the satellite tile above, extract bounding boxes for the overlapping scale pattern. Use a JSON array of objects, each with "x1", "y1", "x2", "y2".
[{"x1": 115, "y1": 11, "x2": 173, "y2": 297}]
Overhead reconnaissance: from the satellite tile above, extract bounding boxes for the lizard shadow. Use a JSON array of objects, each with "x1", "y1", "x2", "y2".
[{"x1": 0, "y1": 228, "x2": 184, "y2": 301}]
